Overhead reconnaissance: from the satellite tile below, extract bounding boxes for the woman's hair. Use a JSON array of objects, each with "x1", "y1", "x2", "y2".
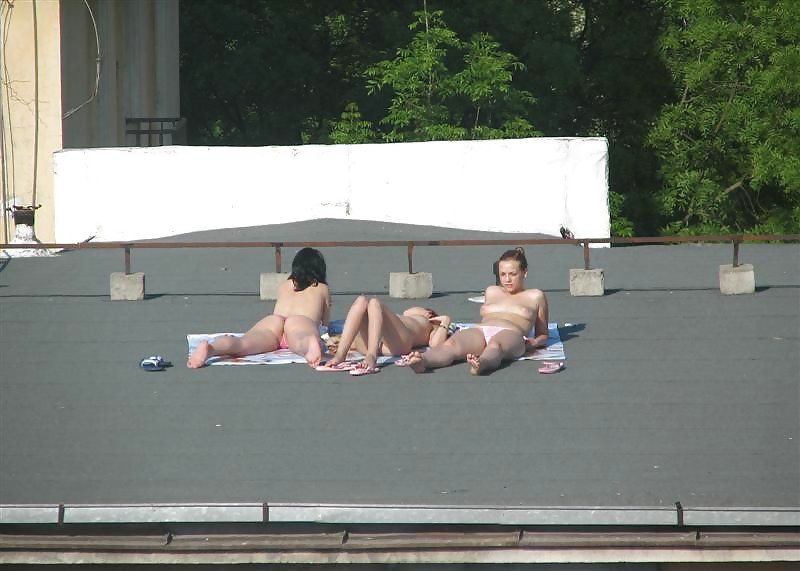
[
  {"x1": 289, "y1": 247, "x2": 327, "y2": 291},
  {"x1": 498, "y1": 247, "x2": 528, "y2": 271}
]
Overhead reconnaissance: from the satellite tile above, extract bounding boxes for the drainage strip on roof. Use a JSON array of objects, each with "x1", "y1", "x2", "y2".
[{"x1": 1, "y1": 503, "x2": 798, "y2": 527}]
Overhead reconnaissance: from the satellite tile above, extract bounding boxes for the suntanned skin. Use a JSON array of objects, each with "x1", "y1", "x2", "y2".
[
  {"x1": 326, "y1": 296, "x2": 452, "y2": 372},
  {"x1": 406, "y1": 259, "x2": 548, "y2": 375},
  {"x1": 187, "y1": 279, "x2": 331, "y2": 369}
]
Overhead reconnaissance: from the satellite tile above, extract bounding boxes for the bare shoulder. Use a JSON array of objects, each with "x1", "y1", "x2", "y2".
[
  {"x1": 314, "y1": 282, "x2": 330, "y2": 296},
  {"x1": 277, "y1": 278, "x2": 294, "y2": 294},
  {"x1": 521, "y1": 288, "x2": 546, "y2": 306},
  {"x1": 525, "y1": 287, "x2": 546, "y2": 300},
  {"x1": 484, "y1": 284, "x2": 505, "y2": 301}
]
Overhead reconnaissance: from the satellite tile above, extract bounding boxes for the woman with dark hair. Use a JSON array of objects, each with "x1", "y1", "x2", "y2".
[
  {"x1": 403, "y1": 247, "x2": 549, "y2": 375},
  {"x1": 188, "y1": 247, "x2": 331, "y2": 369}
]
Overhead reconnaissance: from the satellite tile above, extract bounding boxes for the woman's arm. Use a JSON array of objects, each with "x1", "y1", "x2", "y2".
[
  {"x1": 402, "y1": 306, "x2": 432, "y2": 318},
  {"x1": 526, "y1": 291, "x2": 549, "y2": 348},
  {"x1": 427, "y1": 315, "x2": 453, "y2": 347}
]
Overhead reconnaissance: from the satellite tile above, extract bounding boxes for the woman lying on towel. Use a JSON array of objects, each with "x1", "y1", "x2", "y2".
[
  {"x1": 319, "y1": 296, "x2": 454, "y2": 376},
  {"x1": 403, "y1": 247, "x2": 549, "y2": 376},
  {"x1": 187, "y1": 247, "x2": 331, "y2": 369}
]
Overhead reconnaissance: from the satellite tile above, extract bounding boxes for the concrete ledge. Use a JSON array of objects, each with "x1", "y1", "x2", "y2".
[
  {"x1": 389, "y1": 272, "x2": 433, "y2": 299},
  {"x1": 719, "y1": 263, "x2": 755, "y2": 295},
  {"x1": 260, "y1": 273, "x2": 290, "y2": 300},
  {"x1": 569, "y1": 268, "x2": 604, "y2": 297},
  {"x1": 110, "y1": 272, "x2": 145, "y2": 301}
]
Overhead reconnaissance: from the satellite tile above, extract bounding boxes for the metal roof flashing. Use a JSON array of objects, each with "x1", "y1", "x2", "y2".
[{"x1": 2, "y1": 503, "x2": 798, "y2": 527}]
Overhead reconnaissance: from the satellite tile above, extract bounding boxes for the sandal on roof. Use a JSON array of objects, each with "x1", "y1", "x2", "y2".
[
  {"x1": 139, "y1": 355, "x2": 171, "y2": 372},
  {"x1": 350, "y1": 363, "x2": 380, "y2": 376},
  {"x1": 316, "y1": 361, "x2": 358, "y2": 372},
  {"x1": 395, "y1": 353, "x2": 423, "y2": 367},
  {"x1": 538, "y1": 361, "x2": 565, "y2": 374}
]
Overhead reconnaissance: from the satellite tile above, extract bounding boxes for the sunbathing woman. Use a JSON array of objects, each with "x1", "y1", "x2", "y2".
[
  {"x1": 404, "y1": 247, "x2": 548, "y2": 375},
  {"x1": 187, "y1": 247, "x2": 331, "y2": 369},
  {"x1": 321, "y1": 296, "x2": 453, "y2": 375}
]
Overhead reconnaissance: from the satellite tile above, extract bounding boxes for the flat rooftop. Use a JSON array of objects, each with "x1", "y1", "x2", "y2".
[{"x1": 1, "y1": 220, "x2": 798, "y2": 528}]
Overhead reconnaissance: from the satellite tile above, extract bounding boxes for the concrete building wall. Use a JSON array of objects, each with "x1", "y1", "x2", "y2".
[
  {"x1": 1, "y1": 0, "x2": 180, "y2": 243},
  {"x1": 0, "y1": 0, "x2": 63, "y2": 243},
  {"x1": 60, "y1": 0, "x2": 180, "y2": 149}
]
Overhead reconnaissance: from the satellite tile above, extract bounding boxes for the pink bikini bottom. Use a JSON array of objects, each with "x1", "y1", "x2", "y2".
[
  {"x1": 279, "y1": 334, "x2": 325, "y2": 353},
  {"x1": 473, "y1": 325, "x2": 515, "y2": 345}
]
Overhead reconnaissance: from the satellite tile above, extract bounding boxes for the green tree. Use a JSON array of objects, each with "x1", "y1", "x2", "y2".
[
  {"x1": 439, "y1": 0, "x2": 672, "y2": 236},
  {"x1": 648, "y1": 0, "x2": 800, "y2": 234},
  {"x1": 364, "y1": 9, "x2": 463, "y2": 141},
  {"x1": 337, "y1": 9, "x2": 537, "y2": 143},
  {"x1": 179, "y1": 1, "x2": 413, "y2": 145},
  {"x1": 452, "y1": 33, "x2": 537, "y2": 139},
  {"x1": 573, "y1": 0, "x2": 672, "y2": 236},
  {"x1": 330, "y1": 102, "x2": 376, "y2": 144},
  {"x1": 182, "y1": 2, "x2": 719, "y2": 236}
]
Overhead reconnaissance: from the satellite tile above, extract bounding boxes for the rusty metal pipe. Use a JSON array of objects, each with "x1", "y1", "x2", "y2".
[{"x1": 583, "y1": 242, "x2": 590, "y2": 270}]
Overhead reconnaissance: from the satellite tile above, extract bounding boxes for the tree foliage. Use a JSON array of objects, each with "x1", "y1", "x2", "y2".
[
  {"x1": 179, "y1": 1, "x2": 413, "y2": 145},
  {"x1": 340, "y1": 9, "x2": 538, "y2": 142},
  {"x1": 648, "y1": 0, "x2": 800, "y2": 234},
  {"x1": 179, "y1": 0, "x2": 798, "y2": 236},
  {"x1": 574, "y1": 0, "x2": 672, "y2": 236}
]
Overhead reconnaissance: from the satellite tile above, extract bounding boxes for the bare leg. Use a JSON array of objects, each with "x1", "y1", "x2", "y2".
[
  {"x1": 187, "y1": 315, "x2": 284, "y2": 368},
  {"x1": 469, "y1": 330, "x2": 526, "y2": 376},
  {"x1": 406, "y1": 329, "x2": 485, "y2": 374},
  {"x1": 367, "y1": 298, "x2": 417, "y2": 362},
  {"x1": 284, "y1": 315, "x2": 325, "y2": 369},
  {"x1": 358, "y1": 298, "x2": 384, "y2": 369},
  {"x1": 329, "y1": 296, "x2": 370, "y2": 366}
]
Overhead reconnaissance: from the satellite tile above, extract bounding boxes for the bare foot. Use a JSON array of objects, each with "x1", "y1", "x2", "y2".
[
  {"x1": 187, "y1": 341, "x2": 212, "y2": 368},
  {"x1": 364, "y1": 354, "x2": 378, "y2": 370},
  {"x1": 305, "y1": 341, "x2": 323, "y2": 369},
  {"x1": 466, "y1": 353, "x2": 482, "y2": 375},
  {"x1": 406, "y1": 351, "x2": 427, "y2": 374}
]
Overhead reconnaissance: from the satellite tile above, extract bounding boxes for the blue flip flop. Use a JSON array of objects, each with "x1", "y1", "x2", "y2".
[{"x1": 139, "y1": 355, "x2": 171, "y2": 372}]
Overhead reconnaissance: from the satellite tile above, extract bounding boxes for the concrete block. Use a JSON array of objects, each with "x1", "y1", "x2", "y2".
[
  {"x1": 110, "y1": 272, "x2": 145, "y2": 301},
  {"x1": 569, "y1": 268, "x2": 605, "y2": 297},
  {"x1": 719, "y1": 263, "x2": 755, "y2": 295},
  {"x1": 260, "y1": 272, "x2": 290, "y2": 300},
  {"x1": 389, "y1": 272, "x2": 433, "y2": 299}
]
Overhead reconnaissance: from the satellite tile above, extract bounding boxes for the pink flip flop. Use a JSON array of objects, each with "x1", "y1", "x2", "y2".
[
  {"x1": 316, "y1": 362, "x2": 357, "y2": 372},
  {"x1": 538, "y1": 361, "x2": 565, "y2": 374},
  {"x1": 349, "y1": 364, "x2": 380, "y2": 376}
]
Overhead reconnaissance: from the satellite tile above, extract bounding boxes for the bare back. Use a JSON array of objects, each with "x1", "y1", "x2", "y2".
[{"x1": 273, "y1": 279, "x2": 331, "y2": 326}]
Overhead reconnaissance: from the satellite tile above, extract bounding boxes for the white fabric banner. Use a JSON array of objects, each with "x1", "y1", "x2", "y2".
[{"x1": 54, "y1": 138, "x2": 609, "y2": 244}]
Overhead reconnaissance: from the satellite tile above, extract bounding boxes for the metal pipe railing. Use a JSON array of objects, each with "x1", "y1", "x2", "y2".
[{"x1": 2, "y1": 234, "x2": 798, "y2": 275}]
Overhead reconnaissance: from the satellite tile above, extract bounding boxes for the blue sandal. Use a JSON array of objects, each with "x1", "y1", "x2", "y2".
[{"x1": 139, "y1": 355, "x2": 171, "y2": 372}]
